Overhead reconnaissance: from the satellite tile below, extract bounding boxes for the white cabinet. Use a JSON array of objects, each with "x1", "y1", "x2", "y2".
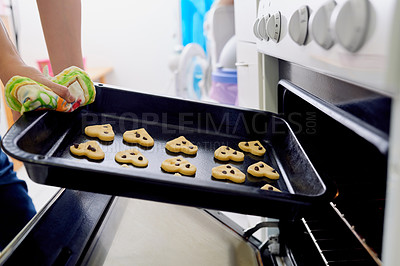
[
  {"x1": 234, "y1": 0, "x2": 261, "y2": 109},
  {"x1": 234, "y1": 0, "x2": 278, "y2": 112},
  {"x1": 236, "y1": 41, "x2": 261, "y2": 109},
  {"x1": 234, "y1": 0, "x2": 258, "y2": 42}
]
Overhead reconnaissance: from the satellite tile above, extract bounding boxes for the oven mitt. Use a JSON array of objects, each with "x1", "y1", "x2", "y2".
[{"x1": 4, "y1": 66, "x2": 96, "y2": 114}]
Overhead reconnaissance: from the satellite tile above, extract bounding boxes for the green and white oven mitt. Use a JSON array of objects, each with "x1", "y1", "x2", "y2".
[{"x1": 4, "y1": 66, "x2": 96, "y2": 114}]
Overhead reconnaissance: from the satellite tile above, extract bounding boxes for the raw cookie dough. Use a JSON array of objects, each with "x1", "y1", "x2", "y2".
[
  {"x1": 214, "y1": 146, "x2": 244, "y2": 162},
  {"x1": 261, "y1": 184, "x2": 281, "y2": 192},
  {"x1": 238, "y1": 140, "x2": 266, "y2": 156},
  {"x1": 70, "y1": 140, "x2": 104, "y2": 160},
  {"x1": 247, "y1": 161, "x2": 279, "y2": 180},
  {"x1": 85, "y1": 124, "x2": 115, "y2": 141},
  {"x1": 123, "y1": 128, "x2": 154, "y2": 147},
  {"x1": 161, "y1": 156, "x2": 196, "y2": 176},
  {"x1": 211, "y1": 164, "x2": 246, "y2": 183},
  {"x1": 165, "y1": 136, "x2": 198, "y2": 155},
  {"x1": 115, "y1": 148, "x2": 148, "y2": 167}
]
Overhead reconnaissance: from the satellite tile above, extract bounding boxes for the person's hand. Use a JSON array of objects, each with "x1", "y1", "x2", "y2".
[
  {"x1": 6, "y1": 64, "x2": 75, "y2": 102},
  {"x1": 1, "y1": 15, "x2": 75, "y2": 121},
  {"x1": 4, "y1": 64, "x2": 75, "y2": 121}
]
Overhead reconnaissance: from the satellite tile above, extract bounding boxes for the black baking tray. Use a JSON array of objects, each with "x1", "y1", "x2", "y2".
[{"x1": 2, "y1": 84, "x2": 336, "y2": 220}]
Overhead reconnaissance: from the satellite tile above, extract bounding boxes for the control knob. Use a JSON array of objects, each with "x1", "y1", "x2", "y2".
[
  {"x1": 310, "y1": 1, "x2": 337, "y2": 49},
  {"x1": 258, "y1": 15, "x2": 270, "y2": 41},
  {"x1": 331, "y1": 0, "x2": 370, "y2": 52},
  {"x1": 289, "y1": 6, "x2": 309, "y2": 45},
  {"x1": 266, "y1": 12, "x2": 281, "y2": 42},
  {"x1": 253, "y1": 18, "x2": 262, "y2": 40}
]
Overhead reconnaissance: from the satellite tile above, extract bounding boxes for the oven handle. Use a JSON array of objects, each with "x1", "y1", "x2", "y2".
[{"x1": 235, "y1": 62, "x2": 250, "y2": 67}]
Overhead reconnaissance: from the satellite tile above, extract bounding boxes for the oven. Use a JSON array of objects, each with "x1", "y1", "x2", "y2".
[
  {"x1": 252, "y1": 0, "x2": 399, "y2": 265},
  {"x1": 1, "y1": 0, "x2": 399, "y2": 265}
]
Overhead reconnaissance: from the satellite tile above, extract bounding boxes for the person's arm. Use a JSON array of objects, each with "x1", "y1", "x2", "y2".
[
  {"x1": 36, "y1": 0, "x2": 84, "y2": 75},
  {"x1": 217, "y1": 0, "x2": 234, "y2": 5},
  {"x1": 0, "y1": 20, "x2": 74, "y2": 121}
]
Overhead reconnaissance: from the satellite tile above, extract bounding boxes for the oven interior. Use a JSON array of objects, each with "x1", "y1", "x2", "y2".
[{"x1": 276, "y1": 61, "x2": 390, "y2": 265}]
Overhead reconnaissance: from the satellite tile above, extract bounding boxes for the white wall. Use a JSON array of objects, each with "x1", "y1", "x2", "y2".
[
  {"x1": 16, "y1": 0, "x2": 179, "y2": 95},
  {"x1": 15, "y1": 0, "x2": 48, "y2": 65}
]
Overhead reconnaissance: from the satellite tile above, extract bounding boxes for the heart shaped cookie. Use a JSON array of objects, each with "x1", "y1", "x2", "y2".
[
  {"x1": 165, "y1": 136, "x2": 198, "y2": 155},
  {"x1": 70, "y1": 140, "x2": 104, "y2": 160},
  {"x1": 260, "y1": 184, "x2": 281, "y2": 192},
  {"x1": 247, "y1": 161, "x2": 279, "y2": 180},
  {"x1": 238, "y1": 140, "x2": 266, "y2": 156},
  {"x1": 115, "y1": 148, "x2": 148, "y2": 167},
  {"x1": 85, "y1": 124, "x2": 115, "y2": 141},
  {"x1": 123, "y1": 128, "x2": 154, "y2": 147},
  {"x1": 211, "y1": 164, "x2": 245, "y2": 183},
  {"x1": 161, "y1": 156, "x2": 196, "y2": 176},
  {"x1": 214, "y1": 146, "x2": 244, "y2": 162}
]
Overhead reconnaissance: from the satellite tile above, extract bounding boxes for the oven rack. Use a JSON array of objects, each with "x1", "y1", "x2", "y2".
[{"x1": 286, "y1": 203, "x2": 380, "y2": 266}]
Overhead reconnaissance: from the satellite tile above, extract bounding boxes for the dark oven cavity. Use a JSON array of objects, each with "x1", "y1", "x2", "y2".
[{"x1": 277, "y1": 61, "x2": 390, "y2": 265}]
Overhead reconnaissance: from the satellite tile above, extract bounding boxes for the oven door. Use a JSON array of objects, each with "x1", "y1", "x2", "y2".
[
  {"x1": 1, "y1": 191, "x2": 283, "y2": 266},
  {"x1": 274, "y1": 61, "x2": 390, "y2": 265}
]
